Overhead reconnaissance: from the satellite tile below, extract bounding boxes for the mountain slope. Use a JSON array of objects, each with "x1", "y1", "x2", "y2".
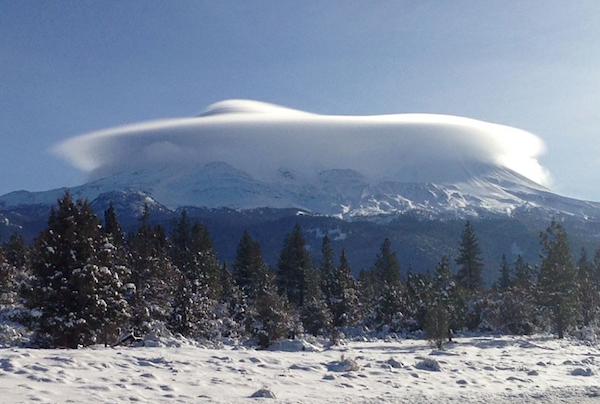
[
  {"x1": 3, "y1": 160, "x2": 600, "y2": 283},
  {"x1": 2, "y1": 159, "x2": 599, "y2": 221}
]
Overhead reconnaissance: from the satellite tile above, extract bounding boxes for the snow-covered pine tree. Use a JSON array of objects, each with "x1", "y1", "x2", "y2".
[
  {"x1": 319, "y1": 235, "x2": 336, "y2": 300},
  {"x1": 576, "y1": 247, "x2": 599, "y2": 327},
  {"x1": 189, "y1": 220, "x2": 222, "y2": 300},
  {"x1": 277, "y1": 224, "x2": 311, "y2": 308},
  {"x1": 300, "y1": 265, "x2": 333, "y2": 336},
  {"x1": 1, "y1": 233, "x2": 29, "y2": 308},
  {"x1": 370, "y1": 238, "x2": 404, "y2": 331},
  {"x1": 404, "y1": 269, "x2": 434, "y2": 332},
  {"x1": 233, "y1": 231, "x2": 270, "y2": 300},
  {"x1": 372, "y1": 238, "x2": 401, "y2": 286},
  {"x1": 252, "y1": 269, "x2": 294, "y2": 348},
  {"x1": 214, "y1": 262, "x2": 249, "y2": 340},
  {"x1": 326, "y1": 249, "x2": 360, "y2": 328},
  {"x1": 455, "y1": 221, "x2": 484, "y2": 293},
  {"x1": 500, "y1": 255, "x2": 537, "y2": 334},
  {"x1": 0, "y1": 243, "x2": 10, "y2": 305},
  {"x1": 166, "y1": 211, "x2": 226, "y2": 338},
  {"x1": 103, "y1": 203, "x2": 124, "y2": 247},
  {"x1": 127, "y1": 205, "x2": 179, "y2": 335},
  {"x1": 27, "y1": 193, "x2": 127, "y2": 348},
  {"x1": 3, "y1": 233, "x2": 27, "y2": 270},
  {"x1": 231, "y1": 231, "x2": 297, "y2": 345},
  {"x1": 431, "y1": 255, "x2": 463, "y2": 336},
  {"x1": 537, "y1": 220, "x2": 580, "y2": 339},
  {"x1": 358, "y1": 268, "x2": 377, "y2": 328}
]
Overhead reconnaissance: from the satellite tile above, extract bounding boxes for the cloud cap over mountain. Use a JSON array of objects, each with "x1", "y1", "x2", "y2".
[{"x1": 53, "y1": 99, "x2": 549, "y2": 186}]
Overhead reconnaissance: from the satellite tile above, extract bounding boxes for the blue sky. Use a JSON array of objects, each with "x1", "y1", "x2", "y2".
[{"x1": 1, "y1": 1, "x2": 600, "y2": 200}]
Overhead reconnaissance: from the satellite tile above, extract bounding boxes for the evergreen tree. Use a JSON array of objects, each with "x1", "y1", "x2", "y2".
[
  {"x1": 233, "y1": 231, "x2": 270, "y2": 299},
  {"x1": 27, "y1": 193, "x2": 128, "y2": 348},
  {"x1": 231, "y1": 231, "x2": 297, "y2": 345},
  {"x1": 496, "y1": 254, "x2": 512, "y2": 291},
  {"x1": 319, "y1": 235, "x2": 336, "y2": 298},
  {"x1": 372, "y1": 238, "x2": 401, "y2": 285},
  {"x1": 425, "y1": 300, "x2": 450, "y2": 349},
  {"x1": 170, "y1": 211, "x2": 222, "y2": 299},
  {"x1": 300, "y1": 266, "x2": 333, "y2": 336},
  {"x1": 357, "y1": 268, "x2": 377, "y2": 327},
  {"x1": 576, "y1": 247, "x2": 599, "y2": 327},
  {"x1": 189, "y1": 221, "x2": 222, "y2": 299},
  {"x1": 93, "y1": 233, "x2": 130, "y2": 346},
  {"x1": 103, "y1": 203, "x2": 124, "y2": 246},
  {"x1": 326, "y1": 249, "x2": 361, "y2": 328},
  {"x1": 2, "y1": 233, "x2": 30, "y2": 307},
  {"x1": 513, "y1": 254, "x2": 536, "y2": 290},
  {"x1": 371, "y1": 239, "x2": 404, "y2": 330},
  {"x1": 127, "y1": 206, "x2": 179, "y2": 335},
  {"x1": 405, "y1": 270, "x2": 434, "y2": 331},
  {"x1": 214, "y1": 262, "x2": 249, "y2": 340},
  {"x1": 537, "y1": 220, "x2": 580, "y2": 338},
  {"x1": 431, "y1": 255, "x2": 462, "y2": 336},
  {"x1": 4, "y1": 233, "x2": 27, "y2": 270},
  {"x1": 455, "y1": 221, "x2": 484, "y2": 292},
  {"x1": 0, "y1": 245, "x2": 10, "y2": 305},
  {"x1": 277, "y1": 224, "x2": 311, "y2": 307},
  {"x1": 252, "y1": 269, "x2": 294, "y2": 348},
  {"x1": 495, "y1": 255, "x2": 537, "y2": 335}
]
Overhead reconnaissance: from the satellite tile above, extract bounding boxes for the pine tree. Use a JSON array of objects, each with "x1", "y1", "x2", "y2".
[
  {"x1": 405, "y1": 270, "x2": 434, "y2": 332},
  {"x1": 455, "y1": 221, "x2": 484, "y2": 292},
  {"x1": 169, "y1": 210, "x2": 224, "y2": 339},
  {"x1": 277, "y1": 224, "x2": 311, "y2": 307},
  {"x1": 495, "y1": 255, "x2": 537, "y2": 335},
  {"x1": 495, "y1": 254, "x2": 512, "y2": 291},
  {"x1": 215, "y1": 262, "x2": 249, "y2": 340},
  {"x1": 372, "y1": 238, "x2": 401, "y2": 285},
  {"x1": 4, "y1": 233, "x2": 27, "y2": 270},
  {"x1": 537, "y1": 220, "x2": 580, "y2": 338},
  {"x1": 576, "y1": 247, "x2": 599, "y2": 327},
  {"x1": 252, "y1": 269, "x2": 294, "y2": 348},
  {"x1": 189, "y1": 221, "x2": 222, "y2": 299},
  {"x1": 27, "y1": 193, "x2": 128, "y2": 348},
  {"x1": 127, "y1": 206, "x2": 179, "y2": 335},
  {"x1": 233, "y1": 231, "x2": 270, "y2": 299},
  {"x1": 0, "y1": 244, "x2": 10, "y2": 305},
  {"x1": 103, "y1": 203, "x2": 124, "y2": 246},
  {"x1": 300, "y1": 266, "x2": 333, "y2": 336},
  {"x1": 425, "y1": 300, "x2": 451, "y2": 349},
  {"x1": 513, "y1": 254, "x2": 536, "y2": 290},
  {"x1": 2, "y1": 233, "x2": 29, "y2": 307},
  {"x1": 319, "y1": 235, "x2": 336, "y2": 298},
  {"x1": 431, "y1": 255, "x2": 462, "y2": 338},
  {"x1": 371, "y1": 239, "x2": 404, "y2": 330},
  {"x1": 327, "y1": 249, "x2": 361, "y2": 328}
]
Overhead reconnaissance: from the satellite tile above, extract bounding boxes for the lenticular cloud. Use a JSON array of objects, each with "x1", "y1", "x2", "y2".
[{"x1": 53, "y1": 99, "x2": 549, "y2": 186}]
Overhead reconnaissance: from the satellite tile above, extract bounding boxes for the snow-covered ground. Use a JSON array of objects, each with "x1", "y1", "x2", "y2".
[{"x1": 1, "y1": 335, "x2": 599, "y2": 403}]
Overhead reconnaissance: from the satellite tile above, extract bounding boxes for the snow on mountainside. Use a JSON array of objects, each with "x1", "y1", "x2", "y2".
[
  {"x1": 2, "y1": 159, "x2": 600, "y2": 220},
  {"x1": 3, "y1": 99, "x2": 600, "y2": 219}
]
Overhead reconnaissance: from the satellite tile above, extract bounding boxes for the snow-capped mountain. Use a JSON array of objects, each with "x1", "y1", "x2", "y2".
[
  {"x1": 7, "y1": 99, "x2": 598, "y2": 220},
  {"x1": 3, "y1": 100, "x2": 600, "y2": 277},
  {"x1": 1, "y1": 158, "x2": 599, "y2": 221}
]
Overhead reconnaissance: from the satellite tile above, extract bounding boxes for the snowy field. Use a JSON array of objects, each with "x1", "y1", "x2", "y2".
[{"x1": 1, "y1": 335, "x2": 599, "y2": 404}]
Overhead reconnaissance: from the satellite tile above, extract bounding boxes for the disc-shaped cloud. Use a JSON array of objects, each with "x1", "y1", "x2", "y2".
[{"x1": 53, "y1": 99, "x2": 549, "y2": 186}]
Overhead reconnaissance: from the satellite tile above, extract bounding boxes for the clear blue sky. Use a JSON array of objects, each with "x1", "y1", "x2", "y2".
[{"x1": 1, "y1": 1, "x2": 600, "y2": 200}]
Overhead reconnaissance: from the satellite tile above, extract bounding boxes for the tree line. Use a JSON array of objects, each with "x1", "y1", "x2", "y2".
[{"x1": 0, "y1": 193, "x2": 598, "y2": 349}]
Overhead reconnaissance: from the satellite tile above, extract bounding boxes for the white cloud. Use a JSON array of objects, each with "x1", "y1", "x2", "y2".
[{"x1": 53, "y1": 99, "x2": 550, "y2": 186}]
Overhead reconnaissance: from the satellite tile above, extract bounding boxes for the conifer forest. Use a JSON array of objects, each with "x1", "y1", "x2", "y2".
[{"x1": 0, "y1": 193, "x2": 598, "y2": 349}]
